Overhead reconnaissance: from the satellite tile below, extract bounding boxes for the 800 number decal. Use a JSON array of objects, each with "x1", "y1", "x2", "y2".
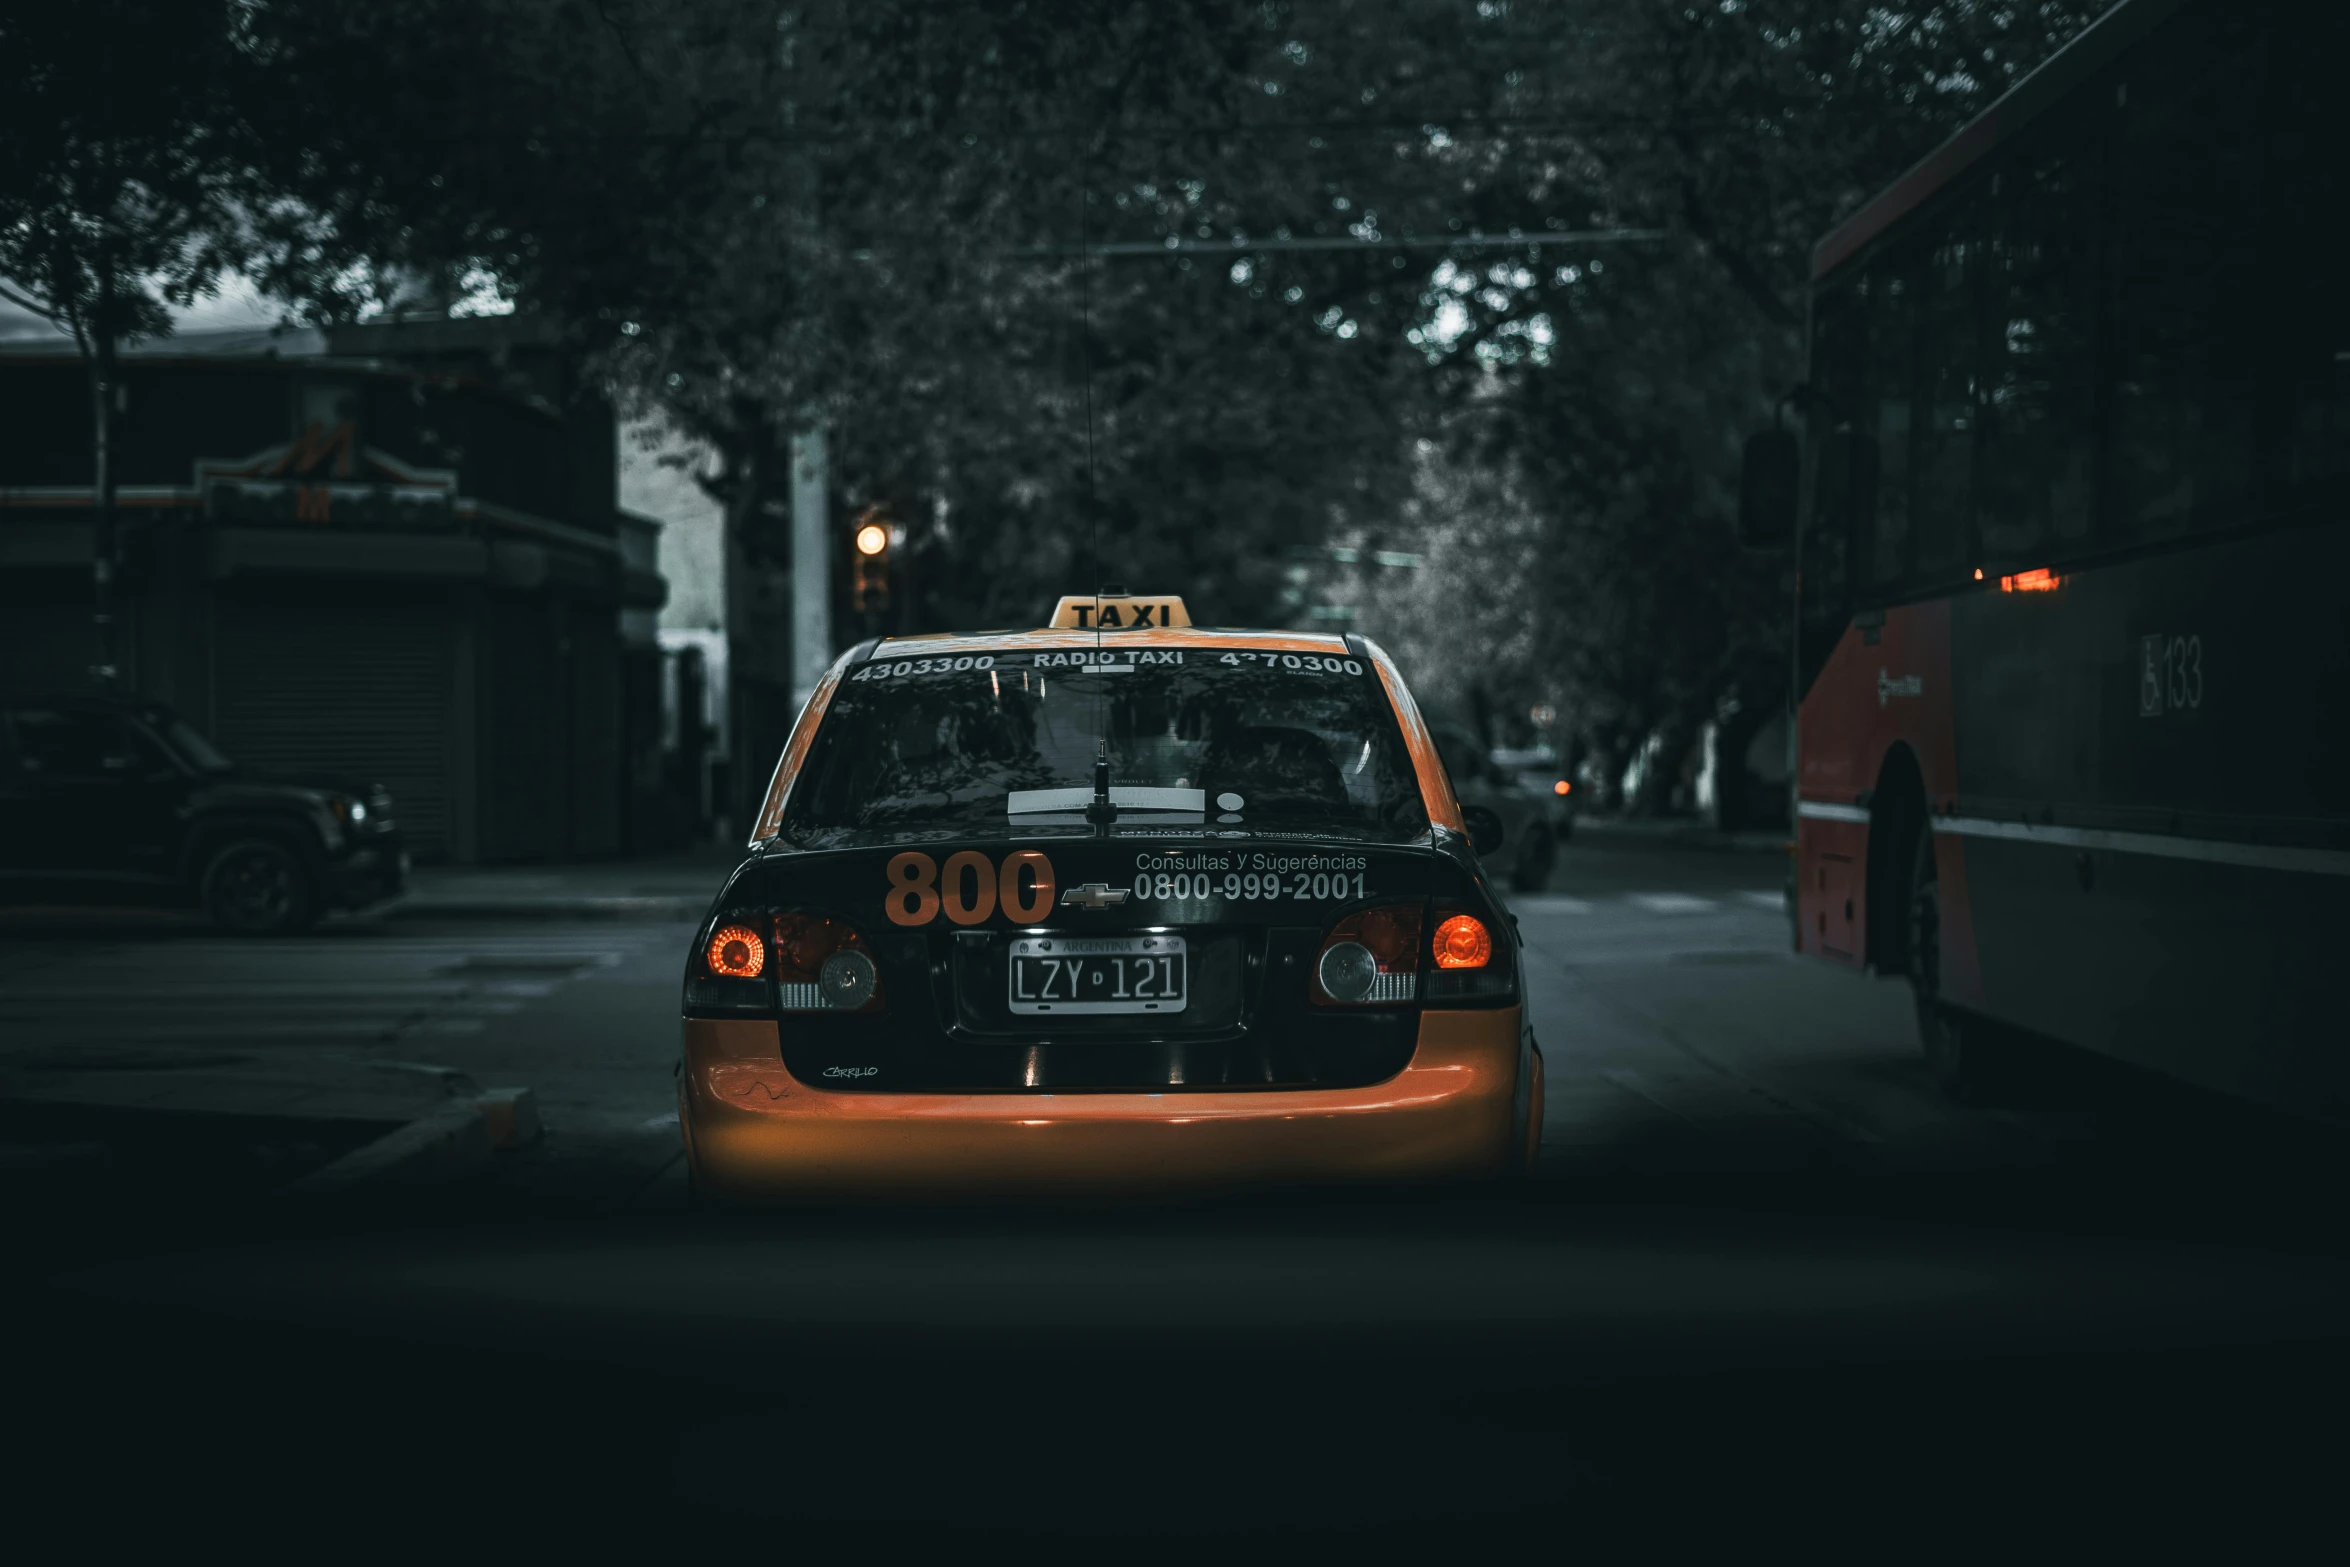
[
  {"x1": 1137, "y1": 870, "x2": 1368, "y2": 902},
  {"x1": 885, "y1": 849, "x2": 1056, "y2": 927}
]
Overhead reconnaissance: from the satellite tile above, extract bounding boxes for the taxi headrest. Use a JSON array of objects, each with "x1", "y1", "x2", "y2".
[{"x1": 1048, "y1": 593, "x2": 1190, "y2": 630}]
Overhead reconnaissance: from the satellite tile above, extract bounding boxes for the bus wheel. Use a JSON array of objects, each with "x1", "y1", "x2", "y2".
[{"x1": 1907, "y1": 825, "x2": 2008, "y2": 1104}]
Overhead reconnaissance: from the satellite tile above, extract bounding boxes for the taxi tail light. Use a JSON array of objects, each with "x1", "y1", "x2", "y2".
[
  {"x1": 1433, "y1": 914, "x2": 1491, "y2": 969},
  {"x1": 1426, "y1": 907, "x2": 1515, "y2": 1002},
  {"x1": 771, "y1": 912, "x2": 885, "y2": 1013},
  {"x1": 684, "y1": 911, "x2": 887, "y2": 1016},
  {"x1": 1312, "y1": 903, "x2": 1423, "y2": 1006},
  {"x1": 706, "y1": 922, "x2": 765, "y2": 977},
  {"x1": 686, "y1": 914, "x2": 773, "y2": 1015}
]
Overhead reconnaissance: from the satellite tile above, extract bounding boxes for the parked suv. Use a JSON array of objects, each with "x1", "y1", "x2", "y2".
[{"x1": 0, "y1": 694, "x2": 407, "y2": 933}]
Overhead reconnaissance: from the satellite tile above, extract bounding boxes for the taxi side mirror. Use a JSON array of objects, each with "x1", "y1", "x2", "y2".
[
  {"x1": 1738, "y1": 429, "x2": 1799, "y2": 549},
  {"x1": 1461, "y1": 804, "x2": 1506, "y2": 857}
]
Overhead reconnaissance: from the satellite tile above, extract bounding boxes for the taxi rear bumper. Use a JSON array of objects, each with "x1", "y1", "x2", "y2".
[{"x1": 680, "y1": 1009, "x2": 1525, "y2": 1197}]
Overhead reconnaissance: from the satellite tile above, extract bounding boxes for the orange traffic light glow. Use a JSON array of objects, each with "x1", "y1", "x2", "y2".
[
  {"x1": 1432, "y1": 914, "x2": 1492, "y2": 970},
  {"x1": 2001, "y1": 567, "x2": 2060, "y2": 592},
  {"x1": 1552, "y1": 779, "x2": 1572, "y2": 796},
  {"x1": 854, "y1": 522, "x2": 890, "y2": 557}
]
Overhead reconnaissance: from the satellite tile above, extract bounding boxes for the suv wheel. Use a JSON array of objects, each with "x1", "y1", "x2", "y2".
[
  {"x1": 203, "y1": 840, "x2": 318, "y2": 935},
  {"x1": 1510, "y1": 825, "x2": 1556, "y2": 893}
]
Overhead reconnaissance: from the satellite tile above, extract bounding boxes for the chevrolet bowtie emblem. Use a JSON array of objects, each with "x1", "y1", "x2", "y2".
[{"x1": 1060, "y1": 882, "x2": 1131, "y2": 910}]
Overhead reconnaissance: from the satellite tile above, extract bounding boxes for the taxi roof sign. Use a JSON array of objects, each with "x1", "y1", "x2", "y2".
[{"x1": 1048, "y1": 592, "x2": 1190, "y2": 630}]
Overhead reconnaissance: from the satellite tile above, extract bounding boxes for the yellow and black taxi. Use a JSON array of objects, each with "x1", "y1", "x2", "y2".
[{"x1": 677, "y1": 592, "x2": 1543, "y2": 1196}]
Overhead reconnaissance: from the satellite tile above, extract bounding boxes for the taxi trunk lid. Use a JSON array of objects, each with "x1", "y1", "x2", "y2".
[{"x1": 708, "y1": 836, "x2": 1499, "y2": 1093}]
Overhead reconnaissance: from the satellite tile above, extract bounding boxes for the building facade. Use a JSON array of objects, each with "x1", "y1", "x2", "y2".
[{"x1": 0, "y1": 316, "x2": 670, "y2": 862}]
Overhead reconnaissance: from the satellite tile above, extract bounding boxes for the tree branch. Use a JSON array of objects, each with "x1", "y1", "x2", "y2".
[
  {"x1": 1647, "y1": 6, "x2": 1802, "y2": 332},
  {"x1": 1676, "y1": 175, "x2": 1801, "y2": 330},
  {"x1": 590, "y1": 0, "x2": 654, "y2": 84},
  {"x1": 0, "y1": 280, "x2": 66, "y2": 325}
]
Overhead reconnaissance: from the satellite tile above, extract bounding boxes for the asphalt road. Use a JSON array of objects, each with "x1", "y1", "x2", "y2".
[{"x1": 9, "y1": 837, "x2": 2348, "y2": 1548}]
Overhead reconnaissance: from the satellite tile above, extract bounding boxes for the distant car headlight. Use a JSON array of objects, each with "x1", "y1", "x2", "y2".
[{"x1": 347, "y1": 800, "x2": 369, "y2": 824}]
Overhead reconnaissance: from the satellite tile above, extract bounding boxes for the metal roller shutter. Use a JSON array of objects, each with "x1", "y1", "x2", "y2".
[
  {"x1": 214, "y1": 599, "x2": 457, "y2": 859},
  {"x1": 0, "y1": 597, "x2": 95, "y2": 697}
]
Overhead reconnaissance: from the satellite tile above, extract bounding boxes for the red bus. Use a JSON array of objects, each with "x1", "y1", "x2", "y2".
[{"x1": 1743, "y1": 0, "x2": 2350, "y2": 1107}]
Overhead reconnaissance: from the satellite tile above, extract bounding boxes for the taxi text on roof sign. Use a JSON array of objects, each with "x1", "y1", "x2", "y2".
[{"x1": 1048, "y1": 593, "x2": 1191, "y2": 630}]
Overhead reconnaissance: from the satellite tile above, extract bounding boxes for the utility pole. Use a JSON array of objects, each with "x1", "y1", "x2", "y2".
[
  {"x1": 789, "y1": 425, "x2": 831, "y2": 706},
  {"x1": 783, "y1": 5, "x2": 839, "y2": 711},
  {"x1": 89, "y1": 268, "x2": 120, "y2": 690}
]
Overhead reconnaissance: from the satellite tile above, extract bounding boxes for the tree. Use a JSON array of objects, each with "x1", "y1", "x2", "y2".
[
  {"x1": 0, "y1": 1, "x2": 272, "y2": 685},
  {"x1": 251, "y1": 1, "x2": 1440, "y2": 629},
  {"x1": 230, "y1": 0, "x2": 2109, "y2": 801},
  {"x1": 1273, "y1": 1, "x2": 2105, "y2": 803}
]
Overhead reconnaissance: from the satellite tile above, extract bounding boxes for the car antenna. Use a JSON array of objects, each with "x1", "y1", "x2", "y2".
[{"x1": 1087, "y1": 740, "x2": 1117, "y2": 831}]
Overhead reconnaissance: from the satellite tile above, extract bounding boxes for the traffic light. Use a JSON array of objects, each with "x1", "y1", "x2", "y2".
[{"x1": 851, "y1": 512, "x2": 891, "y2": 615}]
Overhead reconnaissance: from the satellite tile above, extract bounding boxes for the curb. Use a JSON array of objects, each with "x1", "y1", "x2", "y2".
[
  {"x1": 292, "y1": 1102, "x2": 491, "y2": 1194},
  {"x1": 381, "y1": 896, "x2": 700, "y2": 922},
  {"x1": 289, "y1": 1087, "x2": 541, "y2": 1196},
  {"x1": 476, "y1": 1087, "x2": 543, "y2": 1150}
]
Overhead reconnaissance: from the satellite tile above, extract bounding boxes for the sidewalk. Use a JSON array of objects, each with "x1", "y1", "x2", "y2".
[
  {"x1": 2, "y1": 1054, "x2": 533, "y2": 1207},
  {"x1": 384, "y1": 842, "x2": 741, "y2": 921},
  {"x1": 0, "y1": 842, "x2": 749, "y2": 1208}
]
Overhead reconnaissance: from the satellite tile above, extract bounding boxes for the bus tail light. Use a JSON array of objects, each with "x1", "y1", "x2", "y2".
[{"x1": 1313, "y1": 904, "x2": 1423, "y2": 1005}]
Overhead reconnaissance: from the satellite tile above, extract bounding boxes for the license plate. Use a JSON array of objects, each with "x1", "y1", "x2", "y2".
[{"x1": 1009, "y1": 934, "x2": 1188, "y2": 1015}]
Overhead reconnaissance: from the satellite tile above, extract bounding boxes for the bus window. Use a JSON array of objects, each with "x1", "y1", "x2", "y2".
[
  {"x1": 1802, "y1": 281, "x2": 1864, "y2": 625},
  {"x1": 1863, "y1": 258, "x2": 1918, "y2": 589},
  {"x1": 1915, "y1": 198, "x2": 1984, "y2": 582},
  {"x1": 2274, "y1": 19, "x2": 2350, "y2": 521},
  {"x1": 2108, "y1": 7, "x2": 2265, "y2": 544},
  {"x1": 1980, "y1": 129, "x2": 2101, "y2": 559}
]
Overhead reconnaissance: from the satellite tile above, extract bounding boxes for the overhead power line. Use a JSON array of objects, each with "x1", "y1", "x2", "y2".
[{"x1": 1015, "y1": 226, "x2": 1668, "y2": 259}]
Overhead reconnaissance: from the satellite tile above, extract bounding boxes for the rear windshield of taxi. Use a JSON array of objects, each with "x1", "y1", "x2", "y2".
[{"x1": 780, "y1": 646, "x2": 1430, "y2": 847}]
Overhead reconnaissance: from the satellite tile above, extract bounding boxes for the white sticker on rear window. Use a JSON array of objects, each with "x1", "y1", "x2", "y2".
[
  {"x1": 1032, "y1": 649, "x2": 1184, "y2": 668},
  {"x1": 849, "y1": 655, "x2": 994, "y2": 681}
]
